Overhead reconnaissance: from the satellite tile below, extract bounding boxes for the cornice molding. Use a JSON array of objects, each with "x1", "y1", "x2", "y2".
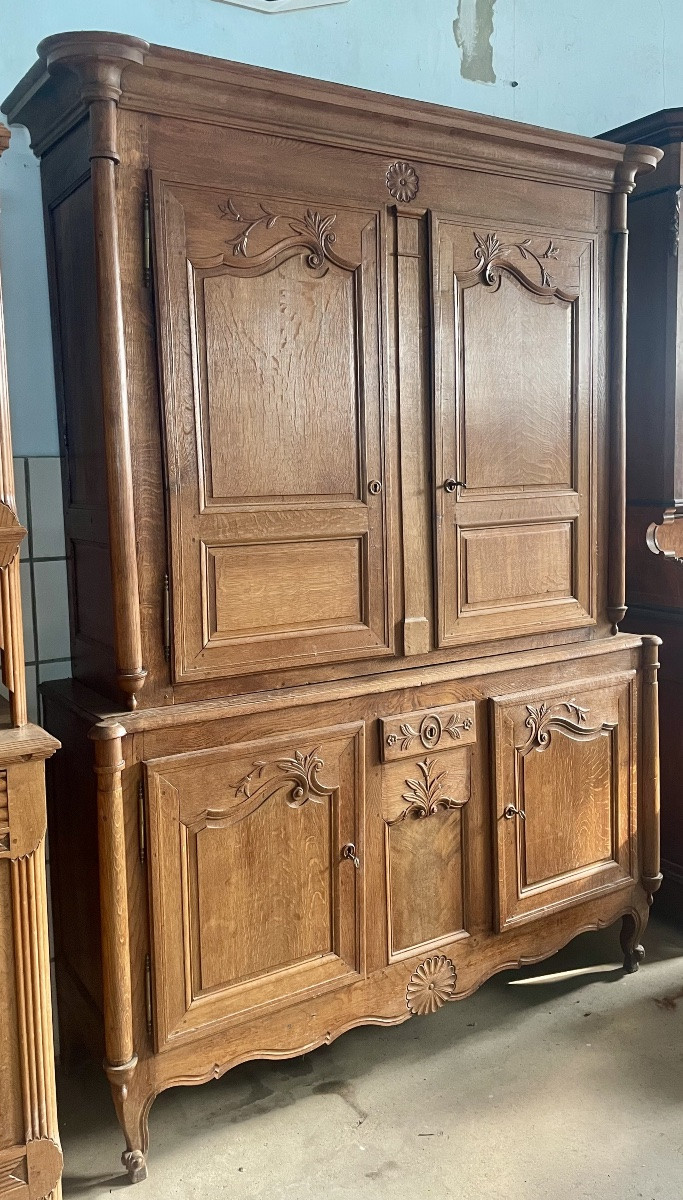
[{"x1": 2, "y1": 33, "x2": 661, "y2": 192}]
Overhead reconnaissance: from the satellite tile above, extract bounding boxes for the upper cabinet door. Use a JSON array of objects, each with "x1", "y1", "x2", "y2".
[
  {"x1": 152, "y1": 176, "x2": 393, "y2": 684},
  {"x1": 432, "y1": 218, "x2": 596, "y2": 647}
]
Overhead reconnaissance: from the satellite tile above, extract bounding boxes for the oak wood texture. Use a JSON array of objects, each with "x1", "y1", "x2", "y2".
[
  {"x1": 0, "y1": 125, "x2": 63, "y2": 1200},
  {"x1": 3, "y1": 34, "x2": 661, "y2": 709},
  {"x1": 4, "y1": 36, "x2": 663, "y2": 1183},
  {"x1": 42, "y1": 635, "x2": 657, "y2": 1182},
  {"x1": 603, "y1": 109, "x2": 683, "y2": 917}
]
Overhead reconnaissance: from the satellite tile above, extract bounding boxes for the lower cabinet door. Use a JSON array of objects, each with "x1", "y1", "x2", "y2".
[
  {"x1": 145, "y1": 721, "x2": 364, "y2": 1048},
  {"x1": 490, "y1": 675, "x2": 636, "y2": 930}
]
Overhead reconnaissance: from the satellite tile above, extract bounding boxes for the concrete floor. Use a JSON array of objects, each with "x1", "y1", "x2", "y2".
[{"x1": 57, "y1": 917, "x2": 683, "y2": 1200}]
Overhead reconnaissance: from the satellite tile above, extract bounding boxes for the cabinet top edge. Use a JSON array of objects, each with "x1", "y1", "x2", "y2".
[
  {"x1": 3, "y1": 32, "x2": 661, "y2": 190},
  {"x1": 41, "y1": 635, "x2": 646, "y2": 739},
  {"x1": 602, "y1": 108, "x2": 683, "y2": 150}
]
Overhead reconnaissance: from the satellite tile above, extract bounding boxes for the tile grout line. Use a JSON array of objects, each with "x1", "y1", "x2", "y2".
[{"x1": 23, "y1": 458, "x2": 42, "y2": 721}]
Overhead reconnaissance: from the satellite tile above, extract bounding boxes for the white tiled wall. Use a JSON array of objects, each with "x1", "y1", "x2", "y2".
[
  {"x1": 14, "y1": 454, "x2": 71, "y2": 720},
  {"x1": 14, "y1": 454, "x2": 71, "y2": 1058}
]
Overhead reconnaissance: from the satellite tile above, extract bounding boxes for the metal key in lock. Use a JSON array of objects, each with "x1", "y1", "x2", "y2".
[{"x1": 342, "y1": 842, "x2": 360, "y2": 868}]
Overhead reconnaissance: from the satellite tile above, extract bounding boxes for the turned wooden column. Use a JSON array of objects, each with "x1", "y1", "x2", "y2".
[
  {"x1": 38, "y1": 34, "x2": 149, "y2": 708},
  {"x1": 88, "y1": 718, "x2": 146, "y2": 1181},
  {"x1": 607, "y1": 171, "x2": 632, "y2": 633},
  {"x1": 88, "y1": 721, "x2": 135, "y2": 1069},
  {"x1": 640, "y1": 634, "x2": 663, "y2": 905}
]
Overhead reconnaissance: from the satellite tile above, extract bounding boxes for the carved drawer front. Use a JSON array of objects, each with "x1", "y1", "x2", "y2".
[
  {"x1": 145, "y1": 722, "x2": 364, "y2": 1049},
  {"x1": 379, "y1": 701, "x2": 476, "y2": 762},
  {"x1": 490, "y1": 676, "x2": 636, "y2": 930},
  {"x1": 382, "y1": 733, "x2": 475, "y2": 961},
  {"x1": 432, "y1": 218, "x2": 595, "y2": 647},
  {"x1": 152, "y1": 174, "x2": 393, "y2": 684}
]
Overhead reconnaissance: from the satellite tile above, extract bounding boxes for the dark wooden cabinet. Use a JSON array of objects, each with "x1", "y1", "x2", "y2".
[
  {"x1": 4, "y1": 34, "x2": 663, "y2": 1183},
  {"x1": 603, "y1": 110, "x2": 683, "y2": 919},
  {"x1": 0, "y1": 125, "x2": 62, "y2": 1200}
]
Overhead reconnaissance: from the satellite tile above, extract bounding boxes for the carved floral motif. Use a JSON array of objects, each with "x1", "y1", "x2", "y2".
[
  {"x1": 406, "y1": 955, "x2": 457, "y2": 1015},
  {"x1": 387, "y1": 757, "x2": 468, "y2": 825},
  {"x1": 524, "y1": 700, "x2": 590, "y2": 750},
  {"x1": 386, "y1": 711, "x2": 473, "y2": 753},
  {"x1": 386, "y1": 161, "x2": 419, "y2": 203},
  {"x1": 235, "y1": 747, "x2": 335, "y2": 809},
  {"x1": 474, "y1": 231, "x2": 559, "y2": 288},
  {"x1": 218, "y1": 197, "x2": 340, "y2": 269}
]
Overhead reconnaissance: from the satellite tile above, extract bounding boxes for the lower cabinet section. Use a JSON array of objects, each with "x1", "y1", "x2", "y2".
[{"x1": 42, "y1": 635, "x2": 660, "y2": 1183}]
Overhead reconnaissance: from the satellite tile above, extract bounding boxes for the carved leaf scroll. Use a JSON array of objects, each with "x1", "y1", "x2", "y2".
[
  {"x1": 521, "y1": 699, "x2": 615, "y2": 754},
  {"x1": 217, "y1": 197, "x2": 353, "y2": 273},
  {"x1": 387, "y1": 758, "x2": 469, "y2": 825},
  {"x1": 235, "y1": 747, "x2": 335, "y2": 811},
  {"x1": 470, "y1": 231, "x2": 573, "y2": 301}
]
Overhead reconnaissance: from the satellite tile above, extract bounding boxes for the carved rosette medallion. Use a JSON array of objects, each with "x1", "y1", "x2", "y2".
[
  {"x1": 386, "y1": 161, "x2": 419, "y2": 203},
  {"x1": 406, "y1": 955, "x2": 457, "y2": 1015},
  {"x1": 235, "y1": 747, "x2": 335, "y2": 810}
]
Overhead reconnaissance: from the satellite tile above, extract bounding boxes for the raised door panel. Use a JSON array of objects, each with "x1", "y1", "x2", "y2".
[
  {"x1": 433, "y1": 218, "x2": 595, "y2": 646},
  {"x1": 152, "y1": 177, "x2": 393, "y2": 683},
  {"x1": 146, "y1": 722, "x2": 364, "y2": 1048},
  {"x1": 490, "y1": 676, "x2": 636, "y2": 930}
]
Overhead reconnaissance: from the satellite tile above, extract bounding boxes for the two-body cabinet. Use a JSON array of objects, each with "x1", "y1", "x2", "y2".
[{"x1": 4, "y1": 34, "x2": 662, "y2": 1182}]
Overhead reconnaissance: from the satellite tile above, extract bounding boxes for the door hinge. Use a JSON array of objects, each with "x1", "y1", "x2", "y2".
[
  {"x1": 143, "y1": 191, "x2": 151, "y2": 287},
  {"x1": 145, "y1": 954, "x2": 153, "y2": 1037},
  {"x1": 163, "y1": 572, "x2": 170, "y2": 663},
  {"x1": 138, "y1": 777, "x2": 146, "y2": 864}
]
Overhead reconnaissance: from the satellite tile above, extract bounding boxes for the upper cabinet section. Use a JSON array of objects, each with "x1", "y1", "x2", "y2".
[
  {"x1": 153, "y1": 176, "x2": 393, "y2": 682},
  {"x1": 2, "y1": 34, "x2": 662, "y2": 706},
  {"x1": 432, "y1": 218, "x2": 594, "y2": 646}
]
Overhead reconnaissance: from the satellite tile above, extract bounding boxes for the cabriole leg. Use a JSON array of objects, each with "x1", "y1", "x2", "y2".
[{"x1": 620, "y1": 910, "x2": 645, "y2": 974}]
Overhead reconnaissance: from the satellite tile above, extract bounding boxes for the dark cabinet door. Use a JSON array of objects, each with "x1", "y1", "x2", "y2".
[{"x1": 153, "y1": 174, "x2": 394, "y2": 684}]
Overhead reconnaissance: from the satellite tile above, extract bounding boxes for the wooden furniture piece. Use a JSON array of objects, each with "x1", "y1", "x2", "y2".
[
  {"x1": 0, "y1": 125, "x2": 62, "y2": 1200},
  {"x1": 602, "y1": 110, "x2": 683, "y2": 920},
  {"x1": 4, "y1": 35, "x2": 663, "y2": 1184}
]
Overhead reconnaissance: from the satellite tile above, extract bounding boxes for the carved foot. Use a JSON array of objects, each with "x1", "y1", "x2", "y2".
[
  {"x1": 122, "y1": 1149, "x2": 147, "y2": 1184},
  {"x1": 623, "y1": 943, "x2": 645, "y2": 974},
  {"x1": 620, "y1": 911, "x2": 646, "y2": 974}
]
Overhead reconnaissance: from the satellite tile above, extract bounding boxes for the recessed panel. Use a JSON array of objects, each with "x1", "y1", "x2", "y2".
[
  {"x1": 461, "y1": 522, "x2": 573, "y2": 609},
  {"x1": 462, "y1": 275, "x2": 573, "y2": 490},
  {"x1": 195, "y1": 798, "x2": 333, "y2": 992},
  {"x1": 520, "y1": 733, "x2": 613, "y2": 887},
  {"x1": 388, "y1": 811, "x2": 465, "y2": 955},
  {"x1": 200, "y1": 260, "x2": 360, "y2": 502},
  {"x1": 207, "y1": 537, "x2": 364, "y2": 640}
]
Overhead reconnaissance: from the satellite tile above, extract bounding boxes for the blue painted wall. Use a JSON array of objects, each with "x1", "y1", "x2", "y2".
[{"x1": 0, "y1": 0, "x2": 682, "y2": 453}]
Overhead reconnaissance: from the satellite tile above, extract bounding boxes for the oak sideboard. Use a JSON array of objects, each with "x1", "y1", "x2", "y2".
[{"x1": 4, "y1": 35, "x2": 663, "y2": 1183}]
